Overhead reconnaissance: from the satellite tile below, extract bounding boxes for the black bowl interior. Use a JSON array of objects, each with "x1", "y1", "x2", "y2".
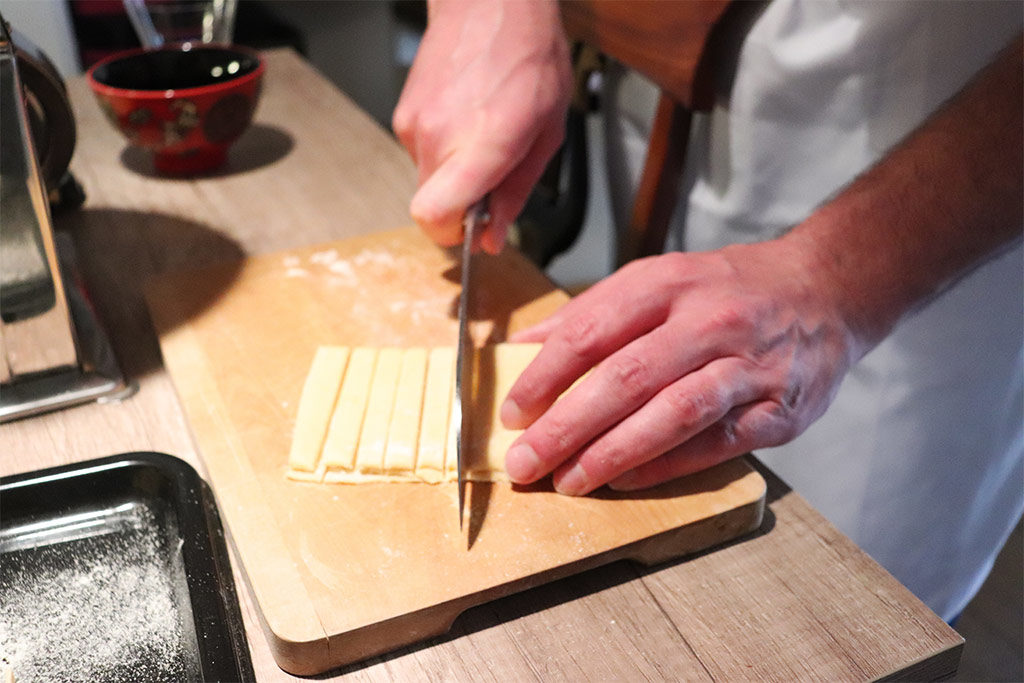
[{"x1": 92, "y1": 46, "x2": 260, "y2": 91}]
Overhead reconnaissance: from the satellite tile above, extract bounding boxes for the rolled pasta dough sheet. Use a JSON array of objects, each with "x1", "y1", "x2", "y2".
[{"x1": 286, "y1": 343, "x2": 544, "y2": 483}]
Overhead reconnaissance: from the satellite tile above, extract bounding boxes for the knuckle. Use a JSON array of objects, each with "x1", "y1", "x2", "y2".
[
  {"x1": 766, "y1": 390, "x2": 799, "y2": 428},
  {"x1": 415, "y1": 107, "x2": 443, "y2": 138},
  {"x1": 536, "y1": 414, "x2": 576, "y2": 456},
  {"x1": 391, "y1": 107, "x2": 412, "y2": 140},
  {"x1": 720, "y1": 417, "x2": 740, "y2": 449},
  {"x1": 619, "y1": 256, "x2": 654, "y2": 280},
  {"x1": 782, "y1": 383, "x2": 802, "y2": 411},
  {"x1": 707, "y1": 304, "x2": 751, "y2": 335},
  {"x1": 770, "y1": 407, "x2": 802, "y2": 444},
  {"x1": 744, "y1": 402, "x2": 800, "y2": 448},
  {"x1": 575, "y1": 440, "x2": 638, "y2": 487},
  {"x1": 408, "y1": 203, "x2": 449, "y2": 240},
  {"x1": 593, "y1": 440, "x2": 639, "y2": 474},
  {"x1": 665, "y1": 384, "x2": 719, "y2": 427},
  {"x1": 559, "y1": 312, "x2": 603, "y2": 361},
  {"x1": 605, "y1": 352, "x2": 652, "y2": 403}
]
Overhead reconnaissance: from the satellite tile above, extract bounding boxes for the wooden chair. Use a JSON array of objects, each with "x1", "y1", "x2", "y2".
[{"x1": 559, "y1": 0, "x2": 756, "y2": 266}]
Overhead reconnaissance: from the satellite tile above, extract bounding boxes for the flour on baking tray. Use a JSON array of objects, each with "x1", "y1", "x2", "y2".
[{"x1": 0, "y1": 502, "x2": 199, "y2": 682}]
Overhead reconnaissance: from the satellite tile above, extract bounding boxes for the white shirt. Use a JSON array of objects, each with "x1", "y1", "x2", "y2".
[{"x1": 603, "y1": 0, "x2": 1023, "y2": 621}]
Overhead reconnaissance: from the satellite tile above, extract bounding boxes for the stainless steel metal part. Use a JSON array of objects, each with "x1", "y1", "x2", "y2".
[
  {"x1": 0, "y1": 14, "x2": 128, "y2": 422},
  {"x1": 455, "y1": 196, "x2": 489, "y2": 529}
]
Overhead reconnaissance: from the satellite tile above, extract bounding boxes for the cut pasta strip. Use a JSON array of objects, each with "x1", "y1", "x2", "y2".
[
  {"x1": 287, "y1": 346, "x2": 350, "y2": 473},
  {"x1": 354, "y1": 347, "x2": 403, "y2": 475},
  {"x1": 416, "y1": 347, "x2": 454, "y2": 483},
  {"x1": 384, "y1": 348, "x2": 428, "y2": 474},
  {"x1": 321, "y1": 347, "x2": 377, "y2": 471}
]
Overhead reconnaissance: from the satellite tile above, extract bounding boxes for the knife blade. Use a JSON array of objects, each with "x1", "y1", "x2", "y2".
[{"x1": 455, "y1": 196, "x2": 489, "y2": 530}]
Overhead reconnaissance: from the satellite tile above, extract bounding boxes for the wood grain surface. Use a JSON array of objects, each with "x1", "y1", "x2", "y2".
[
  {"x1": 0, "y1": 49, "x2": 963, "y2": 680},
  {"x1": 145, "y1": 227, "x2": 766, "y2": 674}
]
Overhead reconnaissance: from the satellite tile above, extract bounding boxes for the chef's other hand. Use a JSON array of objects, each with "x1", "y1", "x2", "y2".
[
  {"x1": 500, "y1": 239, "x2": 860, "y2": 495},
  {"x1": 392, "y1": 0, "x2": 572, "y2": 254}
]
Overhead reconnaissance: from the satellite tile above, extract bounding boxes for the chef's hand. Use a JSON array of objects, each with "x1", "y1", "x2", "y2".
[
  {"x1": 500, "y1": 238, "x2": 860, "y2": 495},
  {"x1": 501, "y1": 32, "x2": 1022, "y2": 495},
  {"x1": 392, "y1": 0, "x2": 572, "y2": 254}
]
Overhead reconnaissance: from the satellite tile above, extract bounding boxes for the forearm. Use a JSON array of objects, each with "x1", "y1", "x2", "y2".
[{"x1": 784, "y1": 34, "x2": 1023, "y2": 357}]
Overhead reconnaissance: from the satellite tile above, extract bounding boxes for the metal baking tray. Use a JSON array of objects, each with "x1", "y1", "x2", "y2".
[{"x1": 0, "y1": 452, "x2": 254, "y2": 682}]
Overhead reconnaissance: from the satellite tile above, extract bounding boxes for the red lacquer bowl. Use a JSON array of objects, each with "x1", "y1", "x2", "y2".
[{"x1": 88, "y1": 44, "x2": 264, "y2": 175}]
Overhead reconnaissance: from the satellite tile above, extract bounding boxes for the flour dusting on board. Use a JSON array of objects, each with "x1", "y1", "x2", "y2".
[
  {"x1": 352, "y1": 248, "x2": 398, "y2": 267},
  {"x1": 388, "y1": 297, "x2": 454, "y2": 326},
  {"x1": 283, "y1": 247, "x2": 406, "y2": 288},
  {"x1": 275, "y1": 242, "x2": 465, "y2": 342},
  {"x1": 328, "y1": 260, "x2": 356, "y2": 279},
  {"x1": 309, "y1": 248, "x2": 340, "y2": 264}
]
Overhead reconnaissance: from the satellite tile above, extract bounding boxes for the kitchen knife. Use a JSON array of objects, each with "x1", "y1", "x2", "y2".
[{"x1": 455, "y1": 196, "x2": 489, "y2": 530}]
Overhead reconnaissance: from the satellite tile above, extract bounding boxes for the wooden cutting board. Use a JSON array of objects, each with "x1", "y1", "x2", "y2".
[{"x1": 145, "y1": 227, "x2": 766, "y2": 675}]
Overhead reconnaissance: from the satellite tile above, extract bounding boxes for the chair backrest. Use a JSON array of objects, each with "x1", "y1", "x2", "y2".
[
  {"x1": 561, "y1": 0, "x2": 731, "y2": 110},
  {"x1": 559, "y1": 0, "x2": 743, "y2": 265}
]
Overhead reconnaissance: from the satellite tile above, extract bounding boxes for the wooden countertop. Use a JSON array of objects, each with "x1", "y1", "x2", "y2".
[{"x1": 1, "y1": 48, "x2": 962, "y2": 680}]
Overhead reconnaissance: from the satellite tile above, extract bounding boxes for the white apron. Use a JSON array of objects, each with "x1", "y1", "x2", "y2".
[{"x1": 602, "y1": 0, "x2": 1023, "y2": 621}]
